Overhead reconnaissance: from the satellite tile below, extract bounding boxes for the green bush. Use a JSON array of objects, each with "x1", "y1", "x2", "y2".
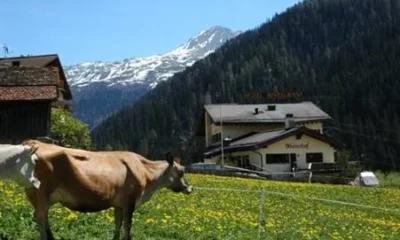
[{"x1": 50, "y1": 108, "x2": 93, "y2": 150}]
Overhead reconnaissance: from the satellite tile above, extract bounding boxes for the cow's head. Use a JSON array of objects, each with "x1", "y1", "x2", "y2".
[
  {"x1": 0, "y1": 143, "x2": 41, "y2": 189},
  {"x1": 164, "y1": 152, "x2": 192, "y2": 194}
]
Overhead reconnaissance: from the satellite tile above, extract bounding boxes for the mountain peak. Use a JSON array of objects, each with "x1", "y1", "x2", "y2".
[
  {"x1": 191, "y1": 26, "x2": 231, "y2": 38},
  {"x1": 172, "y1": 26, "x2": 239, "y2": 59},
  {"x1": 65, "y1": 26, "x2": 240, "y2": 127},
  {"x1": 188, "y1": 26, "x2": 240, "y2": 44},
  {"x1": 66, "y1": 26, "x2": 239, "y2": 88},
  {"x1": 209, "y1": 25, "x2": 236, "y2": 32}
]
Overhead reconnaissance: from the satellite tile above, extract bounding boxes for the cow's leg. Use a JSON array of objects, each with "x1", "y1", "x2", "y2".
[
  {"x1": 34, "y1": 203, "x2": 52, "y2": 240},
  {"x1": 122, "y1": 205, "x2": 135, "y2": 240},
  {"x1": 26, "y1": 187, "x2": 55, "y2": 240},
  {"x1": 25, "y1": 187, "x2": 37, "y2": 222},
  {"x1": 34, "y1": 191, "x2": 53, "y2": 240},
  {"x1": 113, "y1": 207, "x2": 123, "y2": 240},
  {"x1": 44, "y1": 215, "x2": 55, "y2": 240}
]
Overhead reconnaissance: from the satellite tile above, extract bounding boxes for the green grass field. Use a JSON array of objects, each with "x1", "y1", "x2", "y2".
[
  {"x1": 0, "y1": 174, "x2": 400, "y2": 240},
  {"x1": 375, "y1": 171, "x2": 400, "y2": 188}
]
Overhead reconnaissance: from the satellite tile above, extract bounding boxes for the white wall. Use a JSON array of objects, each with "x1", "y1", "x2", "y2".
[
  {"x1": 205, "y1": 117, "x2": 325, "y2": 147},
  {"x1": 207, "y1": 134, "x2": 336, "y2": 173},
  {"x1": 230, "y1": 151, "x2": 262, "y2": 167},
  {"x1": 258, "y1": 134, "x2": 336, "y2": 170}
]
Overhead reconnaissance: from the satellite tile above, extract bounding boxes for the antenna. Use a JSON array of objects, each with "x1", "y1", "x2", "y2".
[{"x1": 2, "y1": 44, "x2": 12, "y2": 58}]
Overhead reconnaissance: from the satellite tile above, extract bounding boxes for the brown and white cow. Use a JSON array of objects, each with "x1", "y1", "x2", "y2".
[{"x1": 0, "y1": 139, "x2": 192, "y2": 240}]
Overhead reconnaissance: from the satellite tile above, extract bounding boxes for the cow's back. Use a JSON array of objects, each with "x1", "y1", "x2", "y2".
[{"x1": 23, "y1": 140, "x2": 147, "y2": 211}]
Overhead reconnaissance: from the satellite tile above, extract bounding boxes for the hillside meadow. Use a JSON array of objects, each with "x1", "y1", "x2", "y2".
[{"x1": 0, "y1": 174, "x2": 399, "y2": 240}]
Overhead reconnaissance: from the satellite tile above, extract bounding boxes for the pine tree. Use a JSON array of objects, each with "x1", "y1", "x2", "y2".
[{"x1": 91, "y1": 0, "x2": 400, "y2": 171}]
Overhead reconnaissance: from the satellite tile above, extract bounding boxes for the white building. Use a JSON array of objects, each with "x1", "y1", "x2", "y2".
[{"x1": 197, "y1": 102, "x2": 339, "y2": 173}]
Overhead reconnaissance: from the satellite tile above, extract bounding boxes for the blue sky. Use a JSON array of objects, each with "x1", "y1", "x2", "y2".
[{"x1": 1, "y1": 0, "x2": 301, "y2": 65}]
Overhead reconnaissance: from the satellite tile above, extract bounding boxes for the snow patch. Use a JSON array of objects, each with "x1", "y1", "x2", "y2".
[
  {"x1": 203, "y1": 50, "x2": 215, "y2": 57},
  {"x1": 159, "y1": 72, "x2": 175, "y2": 79},
  {"x1": 186, "y1": 61, "x2": 196, "y2": 66},
  {"x1": 65, "y1": 26, "x2": 238, "y2": 89},
  {"x1": 149, "y1": 82, "x2": 158, "y2": 89},
  {"x1": 208, "y1": 33, "x2": 216, "y2": 43}
]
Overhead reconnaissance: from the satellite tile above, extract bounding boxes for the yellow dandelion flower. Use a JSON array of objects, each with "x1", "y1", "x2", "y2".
[
  {"x1": 145, "y1": 218, "x2": 155, "y2": 225},
  {"x1": 66, "y1": 212, "x2": 78, "y2": 221}
]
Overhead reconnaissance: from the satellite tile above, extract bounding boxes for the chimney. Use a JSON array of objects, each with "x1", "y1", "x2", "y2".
[
  {"x1": 254, "y1": 107, "x2": 259, "y2": 115},
  {"x1": 285, "y1": 113, "x2": 296, "y2": 129},
  {"x1": 267, "y1": 105, "x2": 276, "y2": 111},
  {"x1": 12, "y1": 61, "x2": 20, "y2": 67},
  {"x1": 204, "y1": 92, "x2": 212, "y2": 104}
]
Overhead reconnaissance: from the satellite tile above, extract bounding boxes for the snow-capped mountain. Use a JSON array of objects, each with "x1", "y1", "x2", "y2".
[{"x1": 65, "y1": 26, "x2": 241, "y2": 128}]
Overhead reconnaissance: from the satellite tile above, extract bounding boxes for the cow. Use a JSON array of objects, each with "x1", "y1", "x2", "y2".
[{"x1": 0, "y1": 139, "x2": 193, "y2": 240}]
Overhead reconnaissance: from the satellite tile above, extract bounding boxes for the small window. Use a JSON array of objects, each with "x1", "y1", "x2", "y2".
[
  {"x1": 243, "y1": 155, "x2": 250, "y2": 167},
  {"x1": 306, "y1": 153, "x2": 323, "y2": 163},
  {"x1": 232, "y1": 155, "x2": 250, "y2": 168},
  {"x1": 212, "y1": 133, "x2": 221, "y2": 143},
  {"x1": 266, "y1": 154, "x2": 290, "y2": 164}
]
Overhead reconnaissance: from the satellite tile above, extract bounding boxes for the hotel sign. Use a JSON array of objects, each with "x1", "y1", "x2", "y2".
[{"x1": 285, "y1": 143, "x2": 309, "y2": 149}]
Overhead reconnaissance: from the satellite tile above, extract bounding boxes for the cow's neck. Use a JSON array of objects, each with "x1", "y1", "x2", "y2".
[
  {"x1": 135, "y1": 159, "x2": 170, "y2": 208},
  {"x1": 142, "y1": 159, "x2": 170, "y2": 187}
]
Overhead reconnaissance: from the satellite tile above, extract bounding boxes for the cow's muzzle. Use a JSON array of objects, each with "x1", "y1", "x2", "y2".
[{"x1": 183, "y1": 185, "x2": 193, "y2": 194}]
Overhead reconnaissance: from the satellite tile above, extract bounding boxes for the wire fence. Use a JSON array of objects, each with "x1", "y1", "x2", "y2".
[
  {"x1": 193, "y1": 186, "x2": 400, "y2": 213},
  {"x1": 187, "y1": 169, "x2": 360, "y2": 183},
  {"x1": 257, "y1": 187, "x2": 266, "y2": 240},
  {"x1": 193, "y1": 184, "x2": 400, "y2": 240}
]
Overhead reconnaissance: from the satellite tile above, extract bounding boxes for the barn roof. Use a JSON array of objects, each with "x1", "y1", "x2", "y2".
[
  {"x1": 0, "y1": 66, "x2": 59, "y2": 101},
  {"x1": 0, "y1": 86, "x2": 58, "y2": 101},
  {"x1": 0, "y1": 54, "x2": 72, "y2": 100},
  {"x1": 0, "y1": 66, "x2": 58, "y2": 85},
  {"x1": 0, "y1": 54, "x2": 58, "y2": 67}
]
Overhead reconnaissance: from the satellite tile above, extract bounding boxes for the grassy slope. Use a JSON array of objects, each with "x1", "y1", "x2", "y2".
[{"x1": 0, "y1": 174, "x2": 400, "y2": 240}]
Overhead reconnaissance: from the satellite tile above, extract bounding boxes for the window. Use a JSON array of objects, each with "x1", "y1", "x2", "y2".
[
  {"x1": 306, "y1": 153, "x2": 323, "y2": 163},
  {"x1": 232, "y1": 155, "x2": 250, "y2": 168},
  {"x1": 266, "y1": 154, "x2": 290, "y2": 164},
  {"x1": 243, "y1": 155, "x2": 250, "y2": 167},
  {"x1": 232, "y1": 156, "x2": 240, "y2": 163},
  {"x1": 212, "y1": 133, "x2": 221, "y2": 143}
]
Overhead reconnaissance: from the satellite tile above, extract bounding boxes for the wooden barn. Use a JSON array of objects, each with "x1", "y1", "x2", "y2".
[{"x1": 0, "y1": 54, "x2": 72, "y2": 144}]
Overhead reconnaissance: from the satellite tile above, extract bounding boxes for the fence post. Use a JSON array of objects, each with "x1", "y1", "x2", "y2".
[{"x1": 257, "y1": 186, "x2": 266, "y2": 240}]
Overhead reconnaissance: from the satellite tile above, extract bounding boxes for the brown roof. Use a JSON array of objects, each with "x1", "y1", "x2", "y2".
[
  {"x1": 0, "y1": 54, "x2": 58, "y2": 67},
  {"x1": 0, "y1": 66, "x2": 58, "y2": 86},
  {"x1": 0, "y1": 54, "x2": 72, "y2": 100},
  {"x1": 0, "y1": 86, "x2": 58, "y2": 101},
  {"x1": 0, "y1": 66, "x2": 59, "y2": 101}
]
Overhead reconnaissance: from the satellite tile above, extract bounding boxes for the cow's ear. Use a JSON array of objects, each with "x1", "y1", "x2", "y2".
[{"x1": 165, "y1": 152, "x2": 174, "y2": 166}]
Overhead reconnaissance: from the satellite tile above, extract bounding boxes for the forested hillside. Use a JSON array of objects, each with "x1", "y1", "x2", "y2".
[{"x1": 92, "y1": 0, "x2": 400, "y2": 172}]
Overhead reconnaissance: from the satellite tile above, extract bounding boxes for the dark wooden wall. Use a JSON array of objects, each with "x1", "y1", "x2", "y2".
[{"x1": 0, "y1": 101, "x2": 51, "y2": 144}]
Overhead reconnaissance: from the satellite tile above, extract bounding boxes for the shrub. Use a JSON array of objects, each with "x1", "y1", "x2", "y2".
[{"x1": 50, "y1": 108, "x2": 93, "y2": 150}]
